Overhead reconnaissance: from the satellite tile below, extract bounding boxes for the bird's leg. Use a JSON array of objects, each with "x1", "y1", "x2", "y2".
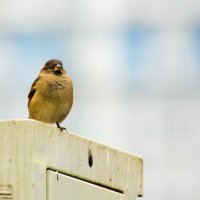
[{"x1": 56, "y1": 122, "x2": 67, "y2": 131}]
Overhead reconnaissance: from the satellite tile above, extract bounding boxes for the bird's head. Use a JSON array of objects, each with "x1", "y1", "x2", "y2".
[{"x1": 41, "y1": 59, "x2": 66, "y2": 76}]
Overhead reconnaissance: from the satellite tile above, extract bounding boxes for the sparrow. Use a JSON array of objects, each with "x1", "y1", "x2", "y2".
[{"x1": 28, "y1": 59, "x2": 73, "y2": 131}]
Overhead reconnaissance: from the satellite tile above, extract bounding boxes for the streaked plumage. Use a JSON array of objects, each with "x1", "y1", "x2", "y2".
[{"x1": 28, "y1": 59, "x2": 73, "y2": 131}]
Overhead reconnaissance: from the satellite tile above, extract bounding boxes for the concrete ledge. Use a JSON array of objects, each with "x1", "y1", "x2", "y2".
[{"x1": 0, "y1": 120, "x2": 143, "y2": 199}]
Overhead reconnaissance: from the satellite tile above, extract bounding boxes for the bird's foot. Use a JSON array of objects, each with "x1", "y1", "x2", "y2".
[{"x1": 56, "y1": 122, "x2": 67, "y2": 132}]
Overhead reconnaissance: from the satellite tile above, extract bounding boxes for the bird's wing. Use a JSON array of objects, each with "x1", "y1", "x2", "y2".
[{"x1": 28, "y1": 76, "x2": 41, "y2": 107}]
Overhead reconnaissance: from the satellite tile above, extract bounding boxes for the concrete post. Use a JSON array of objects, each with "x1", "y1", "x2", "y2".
[{"x1": 0, "y1": 120, "x2": 143, "y2": 200}]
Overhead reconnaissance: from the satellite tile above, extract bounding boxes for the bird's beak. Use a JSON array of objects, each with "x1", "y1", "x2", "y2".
[{"x1": 54, "y1": 64, "x2": 62, "y2": 72}]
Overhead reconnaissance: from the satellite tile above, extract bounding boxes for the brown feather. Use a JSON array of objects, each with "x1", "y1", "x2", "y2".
[{"x1": 28, "y1": 76, "x2": 41, "y2": 107}]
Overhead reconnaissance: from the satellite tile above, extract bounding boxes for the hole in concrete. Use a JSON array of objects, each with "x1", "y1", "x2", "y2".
[{"x1": 88, "y1": 150, "x2": 93, "y2": 167}]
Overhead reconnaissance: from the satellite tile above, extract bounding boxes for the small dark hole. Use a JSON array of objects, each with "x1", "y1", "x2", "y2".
[
  {"x1": 56, "y1": 172, "x2": 59, "y2": 181},
  {"x1": 88, "y1": 150, "x2": 93, "y2": 167}
]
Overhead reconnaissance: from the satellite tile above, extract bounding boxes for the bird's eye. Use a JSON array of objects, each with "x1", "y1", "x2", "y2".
[{"x1": 46, "y1": 65, "x2": 53, "y2": 70}]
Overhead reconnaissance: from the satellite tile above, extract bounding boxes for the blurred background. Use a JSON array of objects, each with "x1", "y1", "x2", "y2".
[{"x1": 0, "y1": 0, "x2": 200, "y2": 199}]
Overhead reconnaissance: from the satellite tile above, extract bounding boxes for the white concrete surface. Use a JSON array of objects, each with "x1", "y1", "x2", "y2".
[{"x1": 0, "y1": 120, "x2": 143, "y2": 200}]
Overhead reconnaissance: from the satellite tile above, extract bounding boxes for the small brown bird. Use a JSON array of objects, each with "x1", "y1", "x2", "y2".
[{"x1": 28, "y1": 59, "x2": 73, "y2": 131}]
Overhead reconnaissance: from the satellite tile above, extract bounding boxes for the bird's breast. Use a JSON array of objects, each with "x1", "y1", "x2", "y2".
[{"x1": 40, "y1": 75, "x2": 72, "y2": 102}]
